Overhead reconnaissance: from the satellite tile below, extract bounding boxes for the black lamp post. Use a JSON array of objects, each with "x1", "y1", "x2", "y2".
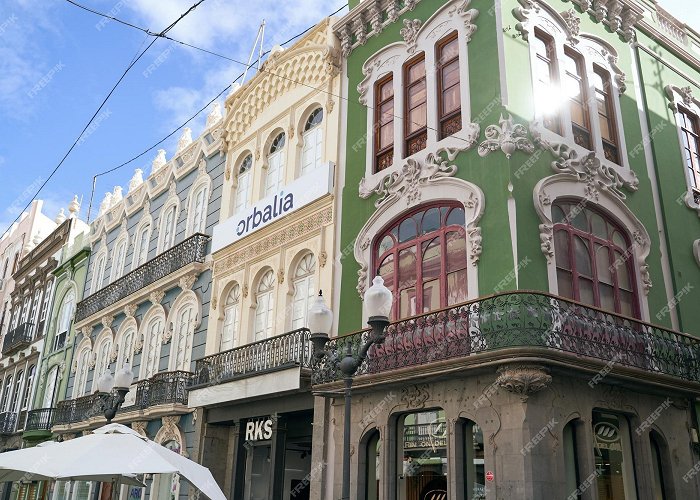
[
  {"x1": 309, "y1": 276, "x2": 392, "y2": 500},
  {"x1": 96, "y1": 363, "x2": 134, "y2": 424}
]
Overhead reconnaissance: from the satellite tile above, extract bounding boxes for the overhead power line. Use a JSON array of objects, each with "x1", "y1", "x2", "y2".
[{"x1": 1, "y1": 0, "x2": 209, "y2": 240}]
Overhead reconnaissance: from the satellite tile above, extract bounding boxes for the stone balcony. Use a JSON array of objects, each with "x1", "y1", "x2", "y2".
[{"x1": 311, "y1": 291, "x2": 700, "y2": 392}]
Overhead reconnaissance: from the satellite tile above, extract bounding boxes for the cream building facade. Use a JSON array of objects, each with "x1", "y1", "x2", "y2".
[{"x1": 187, "y1": 18, "x2": 341, "y2": 500}]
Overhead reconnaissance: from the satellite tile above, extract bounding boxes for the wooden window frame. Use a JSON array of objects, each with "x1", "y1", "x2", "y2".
[
  {"x1": 374, "y1": 74, "x2": 395, "y2": 173},
  {"x1": 533, "y1": 29, "x2": 562, "y2": 135},
  {"x1": 563, "y1": 47, "x2": 593, "y2": 151},
  {"x1": 403, "y1": 53, "x2": 428, "y2": 158},
  {"x1": 593, "y1": 65, "x2": 620, "y2": 165},
  {"x1": 436, "y1": 31, "x2": 463, "y2": 140}
]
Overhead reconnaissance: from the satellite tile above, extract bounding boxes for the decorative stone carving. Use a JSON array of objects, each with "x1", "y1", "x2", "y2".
[
  {"x1": 467, "y1": 227, "x2": 482, "y2": 265},
  {"x1": 400, "y1": 19, "x2": 422, "y2": 53},
  {"x1": 532, "y1": 134, "x2": 639, "y2": 199},
  {"x1": 88, "y1": 352, "x2": 97, "y2": 370},
  {"x1": 101, "y1": 316, "x2": 114, "y2": 330},
  {"x1": 112, "y1": 186, "x2": 123, "y2": 205},
  {"x1": 177, "y1": 128, "x2": 193, "y2": 153},
  {"x1": 134, "y1": 333, "x2": 144, "y2": 355},
  {"x1": 478, "y1": 114, "x2": 535, "y2": 159},
  {"x1": 640, "y1": 263, "x2": 652, "y2": 294},
  {"x1": 110, "y1": 347, "x2": 118, "y2": 364},
  {"x1": 539, "y1": 224, "x2": 554, "y2": 263},
  {"x1": 131, "y1": 421, "x2": 148, "y2": 437},
  {"x1": 357, "y1": 263, "x2": 368, "y2": 298},
  {"x1": 68, "y1": 195, "x2": 80, "y2": 218},
  {"x1": 206, "y1": 102, "x2": 222, "y2": 128},
  {"x1": 319, "y1": 251, "x2": 328, "y2": 268},
  {"x1": 55, "y1": 208, "x2": 66, "y2": 224},
  {"x1": 449, "y1": 0, "x2": 479, "y2": 41},
  {"x1": 400, "y1": 384, "x2": 431, "y2": 409},
  {"x1": 277, "y1": 269, "x2": 285, "y2": 284},
  {"x1": 496, "y1": 364, "x2": 552, "y2": 400},
  {"x1": 157, "y1": 415, "x2": 183, "y2": 449},
  {"x1": 178, "y1": 274, "x2": 197, "y2": 291},
  {"x1": 128, "y1": 169, "x2": 144, "y2": 193},
  {"x1": 560, "y1": 9, "x2": 581, "y2": 39},
  {"x1": 211, "y1": 296, "x2": 218, "y2": 311},
  {"x1": 242, "y1": 284, "x2": 249, "y2": 299},
  {"x1": 123, "y1": 304, "x2": 137, "y2": 318},
  {"x1": 98, "y1": 192, "x2": 113, "y2": 216},
  {"x1": 151, "y1": 149, "x2": 166, "y2": 174},
  {"x1": 149, "y1": 290, "x2": 165, "y2": 305},
  {"x1": 162, "y1": 323, "x2": 173, "y2": 344}
]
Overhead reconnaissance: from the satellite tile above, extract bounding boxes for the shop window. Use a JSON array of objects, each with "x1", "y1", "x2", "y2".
[
  {"x1": 437, "y1": 32, "x2": 462, "y2": 139},
  {"x1": 374, "y1": 75, "x2": 395, "y2": 173},
  {"x1": 301, "y1": 108, "x2": 324, "y2": 176},
  {"x1": 154, "y1": 440, "x2": 181, "y2": 499},
  {"x1": 265, "y1": 133, "x2": 286, "y2": 197},
  {"x1": 399, "y1": 410, "x2": 448, "y2": 499},
  {"x1": 254, "y1": 270, "x2": 275, "y2": 341},
  {"x1": 221, "y1": 284, "x2": 240, "y2": 351},
  {"x1": 375, "y1": 204, "x2": 467, "y2": 320},
  {"x1": 234, "y1": 154, "x2": 253, "y2": 215},
  {"x1": 404, "y1": 54, "x2": 427, "y2": 157},
  {"x1": 592, "y1": 410, "x2": 638, "y2": 500},
  {"x1": 291, "y1": 253, "x2": 316, "y2": 330},
  {"x1": 552, "y1": 201, "x2": 639, "y2": 318}
]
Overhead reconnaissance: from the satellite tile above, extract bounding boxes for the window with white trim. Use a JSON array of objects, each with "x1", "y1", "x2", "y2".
[
  {"x1": 93, "y1": 336, "x2": 113, "y2": 389},
  {"x1": 73, "y1": 347, "x2": 91, "y2": 398},
  {"x1": 141, "y1": 313, "x2": 164, "y2": 380},
  {"x1": 221, "y1": 284, "x2": 240, "y2": 351},
  {"x1": 133, "y1": 223, "x2": 151, "y2": 268},
  {"x1": 21, "y1": 365, "x2": 34, "y2": 410},
  {"x1": 111, "y1": 237, "x2": 128, "y2": 282},
  {"x1": 53, "y1": 290, "x2": 75, "y2": 351},
  {"x1": 677, "y1": 105, "x2": 700, "y2": 202},
  {"x1": 234, "y1": 154, "x2": 253, "y2": 215},
  {"x1": 170, "y1": 302, "x2": 195, "y2": 371},
  {"x1": 92, "y1": 253, "x2": 107, "y2": 294},
  {"x1": 11, "y1": 370, "x2": 23, "y2": 412},
  {"x1": 265, "y1": 133, "x2": 285, "y2": 197},
  {"x1": 159, "y1": 204, "x2": 178, "y2": 252},
  {"x1": 254, "y1": 270, "x2": 275, "y2": 341},
  {"x1": 301, "y1": 108, "x2": 324, "y2": 176},
  {"x1": 291, "y1": 253, "x2": 316, "y2": 330},
  {"x1": 116, "y1": 327, "x2": 135, "y2": 370},
  {"x1": 190, "y1": 184, "x2": 208, "y2": 234}
]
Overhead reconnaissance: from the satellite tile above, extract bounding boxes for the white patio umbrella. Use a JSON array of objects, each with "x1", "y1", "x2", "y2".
[{"x1": 0, "y1": 423, "x2": 225, "y2": 500}]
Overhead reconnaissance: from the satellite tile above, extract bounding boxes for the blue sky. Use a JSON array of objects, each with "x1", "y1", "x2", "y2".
[
  {"x1": 0, "y1": 0, "x2": 697, "y2": 234},
  {"x1": 0, "y1": 0, "x2": 347, "y2": 232}
]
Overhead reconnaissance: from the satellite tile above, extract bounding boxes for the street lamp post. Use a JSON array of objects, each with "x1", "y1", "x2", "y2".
[
  {"x1": 309, "y1": 276, "x2": 393, "y2": 500},
  {"x1": 96, "y1": 363, "x2": 135, "y2": 424}
]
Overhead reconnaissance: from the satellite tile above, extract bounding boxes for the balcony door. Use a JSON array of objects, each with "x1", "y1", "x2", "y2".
[{"x1": 42, "y1": 366, "x2": 58, "y2": 408}]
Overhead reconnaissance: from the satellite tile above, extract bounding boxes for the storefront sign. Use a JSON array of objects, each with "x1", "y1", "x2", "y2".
[
  {"x1": 245, "y1": 418, "x2": 273, "y2": 441},
  {"x1": 212, "y1": 162, "x2": 334, "y2": 253}
]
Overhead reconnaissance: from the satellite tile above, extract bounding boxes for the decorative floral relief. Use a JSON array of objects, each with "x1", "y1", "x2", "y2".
[
  {"x1": 400, "y1": 19, "x2": 422, "y2": 53},
  {"x1": 532, "y1": 130, "x2": 639, "y2": 199},
  {"x1": 149, "y1": 290, "x2": 165, "y2": 305},
  {"x1": 451, "y1": 0, "x2": 479, "y2": 40},
  {"x1": 467, "y1": 227, "x2": 482, "y2": 265},
  {"x1": 162, "y1": 323, "x2": 173, "y2": 344},
  {"x1": 133, "y1": 333, "x2": 144, "y2": 355},
  {"x1": 539, "y1": 224, "x2": 554, "y2": 263},
  {"x1": 496, "y1": 364, "x2": 552, "y2": 400},
  {"x1": 560, "y1": 9, "x2": 581, "y2": 39},
  {"x1": 357, "y1": 263, "x2": 368, "y2": 298},
  {"x1": 178, "y1": 274, "x2": 197, "y2": 291},
  {"x1": 319, "y1": 250, "x2": 328, "y2": 268},
  {"x1": 478, "y1": 114, "x2": 535, "y2": 159},
  {"x1": 400, "y1": 384, "x2": 431, "y2": 409},
  {"x1": 123, "y1": 304, "x2": 137, "y2": 318},
  {"x1": 640, "y1": 263, "x2": 652, "y2": 295}
]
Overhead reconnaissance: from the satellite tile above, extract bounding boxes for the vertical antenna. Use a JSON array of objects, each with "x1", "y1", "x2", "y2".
[
  {"x1": 87, "y1": 175, "x2": 97, "y2": 223},
  {"x1": 258, "y1": 19, "x2": 266, "y2": 70},
  {"x1": 242, "y1": 21, "x2": 265, "y2": 84}
]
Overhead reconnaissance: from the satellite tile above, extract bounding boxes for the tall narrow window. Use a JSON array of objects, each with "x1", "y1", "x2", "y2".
[
  {"x1": 112, "y1": 239, "x2": 127, "y2": 282},
  {"x1": 532, "y1": 30, "x2": 560, "y2": 134},
  {"x1": 94, "y1": 337, "x2": 113, "y2": 388},
  {"x1": 235, "y1": 155, "x2": 253, "y2": 214},
  {"x1": 291, "y1": 254, "x2": 316, "y2": 330},
  {"x1": 563, "y1": 49, "x2": 592, "y2": 150},
  {"x1": 221, "y1": 285, "x2": 240, "y2": 351},
  {"x1": 375, "y1": 204, "x2": 467, "y2": 320},
  {"x1": 191, "y1": 185, "x2": 208, "y2": 234},
  {"x1": 399, "y1": 410, "x2": 448, "y2": 498},
  {"x1": 161, "y1": 205, "x2": 177, "y2": 251},
  {"x1": 54, "y1": 290, "x2": 75, "y2": 351},
  {"x1": 134, "y1": 224, "x2": 151, "y2": 267},
  {"x1": 42, "y1": 366, "x2": 58, "y2": 408},
  {"x1": 362, "y1": 430, "x2": 381, "y2": 500},
  {"x1": 553, "y1": 201, "x2": 639, "y2": 317},
  {"x1": 254, "y1": 271, "x2": 275, "y2": 341},
  {"x1": 301, "y1": 108, "x2": 324, "y2": 175},
  {"x1": 21, "y1": 365, "x2": 34, "y2": 410},
  {"x1": 265, "y1": 133, "x2": 286, "y2": 197},
  {"x1": 374, "y1": 76, "x2": 394, "y2": 172},
  {"x1": 593, "y1": 67, "x2": 619, "y2": 165},
  {"x1": 141, "y1": 315, "x2": 163, "y2": 380},
  {"x1": 93, "y1": 254, "x2": 106, "y2": 293},
  {"x1": 437, "y1": 33, "x2": 463, "y2": 139},
  {"x1": 592, "y1": 411, "x2": 638, "y2": 500},
  {"x1": 563, "y1": 420, "x2": 581, "y2": 498},
  {"x1": 73, "y1": 348, "x2": 90, "y2": 398},
  {"x1": 679, "y1": 107, "x2": 700, "y2": 193},
  {"x1": 404, "y1": 55, "x2": 427, "y2": 157},
  {"x1": 116, "y1": 328, "x2": 135, "y2": 371},
  {"x1": 30, "y1": 288, "x2": 42, "y2": 337},
  {"x1": 461, "y1": 420, "x2": 485, "y2": 500},
  {"x1": 172, "y1": 305, "x2": 193, "y2": 371},
  {"x1": 12, "y1": 371, "x2": 23, "y2": 412},
  {"x1": 650, "y1": 432, "x2": 669, "y2": 500},
  {"x1": 1, "y1": 376, "x2": 12, "y2": 411}
]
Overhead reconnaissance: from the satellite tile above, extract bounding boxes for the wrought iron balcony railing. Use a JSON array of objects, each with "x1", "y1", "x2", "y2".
[
  {"x1": 189, "y1": 328, "x2": 312, "y2": 389},
  {"x1": 312, "y1": 291, "x2": 700, "y2": 385},
  {"x1": 134, "y1": 371, "x2": 192, "y2": 408},
  {"x1": 25, "y1": 408, "x2": 55, "y2": 432},
  {"x1": 75, "y1": 233, "x2": 209, "y2": 322},
  {"x1": 2, "y1": 322, "x2": 34, "y2": 355},
  {"x1": 54, "y1": 394, "x2": 103, "y2": 426},
  {"x1": 0, "y1": 411, "x2": 18, "y2": 435}
]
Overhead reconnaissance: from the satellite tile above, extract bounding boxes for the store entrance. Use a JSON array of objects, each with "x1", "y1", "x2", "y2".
[{"x1": 243, "y1": 443, "x2": 273, "y2": 500}]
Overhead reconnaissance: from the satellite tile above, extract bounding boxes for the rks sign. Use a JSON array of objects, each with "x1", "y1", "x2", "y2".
[{"x1": 245, "y1": 418, "x2": 273, "y2": 441}]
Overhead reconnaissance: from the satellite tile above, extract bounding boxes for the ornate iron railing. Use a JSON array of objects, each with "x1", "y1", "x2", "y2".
[
  {"x1": 134, "y1": 371, "x2": 192, "y2": 408},
  {"x1": 404, "y1": 422, "x2": 447, "y2": 449},
  {"x1": 312, "y1": 292, "x2": 700, "y2": 385},
  {"x1": 189, "y1": 328, "x2": 312, "y2": 389},
  {"x1": 54, "y1": 394, "x2": 103, "y2": 426},
  {"x1": 75, "y1": 233, "x2": 209, "y2": 322},
  {"x1": 2, "y1": 322, "x2": 34, "y2": 355},
  {"x1": 25, "y1": 408, "x2": 55, "y2": 432},
  {"x1": 0, "y1": 411, "x2": 18, "y2": 435}
]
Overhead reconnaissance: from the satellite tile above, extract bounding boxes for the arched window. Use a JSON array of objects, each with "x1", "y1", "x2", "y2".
[
  {"x1": 552, "y1": 201, "x2": 639, "y2": 317},
  {"x1": 254, "y1": 270, "x2": 275, "y2": 341},
  {"x1": 116, "y1": 326, "x2": 135, "y2": 371},
  {"x1": 360, "y1": 430, "x2": 381, "y2": 500},
  {"x1": 301, "y1": 108, "x2": 323, "y2": 175},
  {"x1": 170, "y1": 302, "x2": 195, "y2": 371},
  {"x1": 221, "y1": 285, "x2": 240, "y2": 351},
  {"x1": 160, "y1": 204, "x2": 178, "y2": 252},
  {"x1": 43, "y1": 365, "x2": 58, "y2": 408},
  {"x1": 190, "y1": 184, "x2": 209, "y2": 235},
  {"x1": 73, "y1": 347, "x2": 91, "y2": 398},
  {"x1": 650, "y1": 431, "x2": 670, "y2": 500},
  {"x1": 375, "y1": 204, "x2": 467, "y2": 320},
  {"x1": 399, "y1": 410, "x2": 448, "y2": 498},
  {"x1": 234, "y1": 155, "x2": 253, "y2": 215},
  {"x1": 1, "y1": 375, "x2": 13, "y2": 411},
  {"x1": 92, "y1": 253, "x2": 107, "y2": 294},
  {"x1": 92, "y1": 336, "x2": 113, "y2": 391},
  {"x1": 403, "y1": 53, "x2": 427, "y2": 158},
  {"x1": 265, "y1": 133, "x2": 286, "y2": 197},
  {"x1": 133, "y1": 223, "x2": 151, "y2": 268},
  {"x1": 111, "y1": 237, "x2": 128, "y2": 282},
  {"x1": 53, "y1": 289, "x2": 75, "y2": 351},
  {"x1": 11, "y1": 371, "x2": 23, "y2": 412},
  {"x1": 141, "y1": 313, "x2": 164, "y2": 380},
  {"x1": 291, "y1": 254, "x2": 316, "y2": 330},
  {"x1": 21, "y1": 365, "x2": 35, "y2": 410}
]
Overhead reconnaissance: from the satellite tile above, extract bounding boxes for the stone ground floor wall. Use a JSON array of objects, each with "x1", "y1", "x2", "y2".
[{"x1": 312, "y1": 363, "x2": 699, "y2": 500}]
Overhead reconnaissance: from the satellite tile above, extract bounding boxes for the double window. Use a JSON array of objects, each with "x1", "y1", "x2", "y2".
[
  {"x1": 190, "y1": 184, "x2": 209, "y2": 235},
  {"x1": 375, "y1": 204, "x2": 467, "y2": 320},
  {"x1": 301, "y1": 108, "x2": 324, "y2": 176},
  {"x1": 531, "y1": 29, "x2": 620, "y2": 164},
  {"x1": 373, "y1": 31, "x2": 463, "y2": 173},
  {"x1": 254, "y1": 270, "x2": 275, "y2": 341}
]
